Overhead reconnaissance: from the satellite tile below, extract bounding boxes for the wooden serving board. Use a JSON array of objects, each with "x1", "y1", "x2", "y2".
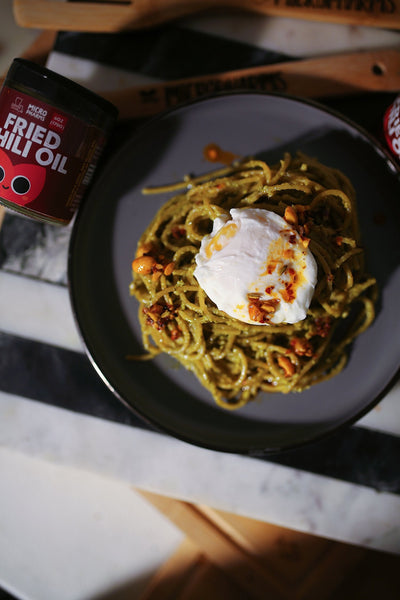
[
  {"x1": 137, "y1": 490, "x2": 400, "y2": 600},
  {"x1": 13, "y1": 0, "x2": 400, "y2": 32}
]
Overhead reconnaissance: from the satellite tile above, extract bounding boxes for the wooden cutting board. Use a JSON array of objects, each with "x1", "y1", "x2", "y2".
[{"x1": 137, "y1": 490, "x2": 400, "y2": 600}]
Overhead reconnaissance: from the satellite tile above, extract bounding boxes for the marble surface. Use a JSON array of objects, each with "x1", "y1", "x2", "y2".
[{"x1": 0, "y1": 3, "x2": 400, "y2": 599}]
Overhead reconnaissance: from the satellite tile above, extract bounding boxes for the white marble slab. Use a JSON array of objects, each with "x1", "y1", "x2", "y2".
[
  {"x1": 1, "y1": 391, "x2": 400, "y2": 557},
  {"x1": 0, "y1": 271, "x2": 82, "y2": 352},
  {"x1": 0, "y1": 446, "x2": 183, "y2": 600}
]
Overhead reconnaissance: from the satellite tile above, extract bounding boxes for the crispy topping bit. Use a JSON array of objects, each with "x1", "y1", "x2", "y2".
[
  {"x1": 279, "y1": 267, "x2": 298, "y2": 304},
  {"x1": 133, "y1": 242, "x2": 175, "y2": 279},
  {"x1": 261, "y1": 300, "x2": 278, "y2": 313},
  {"x1": 148, "y1": 303, "x2": 163, "y2": 316},
  {"x1": 132, "y1": 255, "x2": 156, "y2": 275},
  {"x1": 282, "y1": 208, "x2": 312, "y2": 249},
  {"x1": 248, "y1": 295, "x2": 279, "y2": 323},
  {"x1": 283, "y1": 248, "x2": 295, "y2": 260},
  {"x1": 143, "y1": 303, "x2": 178, "y2": 331},
  {"x1": 281, "y1": 283, "x2": 295, "y2": 303},
  {"x1": 163, "y1": 262, "x2": 175, "y2": 276},
  {"x1": 151, "y1": 263, "x2": 164, "y2": 281},
  {"x1": 152, "y1": 270, "x2": 163, "y2": 282},
  {"x1": 284, "y1": 205, "x2": 298, "y2": 226},
  {"x1": 277, "y1": 355, "x2": 295, "y2": 377},
  {"x1": 135, "y1": 242, "x2": 154, "y2": 258},
  {"x1": 290, "y1": 337, "x2": 314, "y2": 357},
  {"x1": 248, "y1": 301, "x2": 265, "y2": 323}
]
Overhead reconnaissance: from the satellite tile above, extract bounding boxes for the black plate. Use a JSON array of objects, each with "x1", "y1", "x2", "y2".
[{"x1": 68, "y1": 92, "x2": 400, "y2": 454}]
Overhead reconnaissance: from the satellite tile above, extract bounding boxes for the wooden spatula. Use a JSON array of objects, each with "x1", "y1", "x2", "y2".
[
  {"x1": 13, "y1": 0, "x2": 400, "y2": 32},
  {"x1": 100, "y1": 48, "x2": 400, "y2": 120}
]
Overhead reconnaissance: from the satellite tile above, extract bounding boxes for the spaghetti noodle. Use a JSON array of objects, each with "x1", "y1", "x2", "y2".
[{"x1": 129, "y1": 153, "x2": 377, "y2": 409}]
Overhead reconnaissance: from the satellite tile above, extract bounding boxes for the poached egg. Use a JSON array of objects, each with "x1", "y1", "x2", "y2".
[{"x1": 193, "y1": 207, "x2": 317, "y2": 325}]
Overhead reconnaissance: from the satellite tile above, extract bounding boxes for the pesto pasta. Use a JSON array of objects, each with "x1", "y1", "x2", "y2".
[{"x1": 129, "y1": 153, "x2": 377, "y2": 409}]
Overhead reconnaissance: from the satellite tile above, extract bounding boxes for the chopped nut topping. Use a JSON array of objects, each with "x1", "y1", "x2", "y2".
[
  {"x1": 277, "y1": 355, "x2": 295, "y2": 377},
  {"x1": 260, "y1": 301, "x2": 277, "y2": 313},
  {"x1": 163, "y1": 262, "x2": 175, "y2": 276},
  {"x1": 248, "y1": 296, "x2": 279, "y2": 323},
  {"x1": 284, "y1": 205, "x2": 298, "y2": 226},
  {"x1": 135, "y1": 242, "x2": 154, "y2": 258},
  {"x1": 133, "y1": 242, "x2": 176, "y2": 281},
  {"x1": 143, "y1": 302, "x2": 178, "y2": 331},
  {"x1": 152, "y1": 270, "x2": 163, "y2": 282},
  {"x1": 132, "y1": 255, "x2": 156, "y2": 275},
  {"x1": 290, "y1": 337, "x2": 314, "y2": 357}
]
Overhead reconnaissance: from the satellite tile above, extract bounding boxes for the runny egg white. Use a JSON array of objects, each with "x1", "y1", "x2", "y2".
[{"x1": 193, "y1": 207, "x2": 318, "y2": 325}]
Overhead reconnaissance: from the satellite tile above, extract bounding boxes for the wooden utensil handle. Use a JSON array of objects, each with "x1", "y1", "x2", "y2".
[
  {"x1": 13, "y1": 0, "x2": 400, "y2": 31},
  {"x1": 101, "y1": 49, "x2": 400, "y2": 121}
]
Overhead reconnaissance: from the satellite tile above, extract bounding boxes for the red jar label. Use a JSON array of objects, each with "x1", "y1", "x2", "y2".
[
  {"x1": 0, "y1": 85, "x2": 106, "y2": 223},
  {"x1": 383, "y1": 95, "x2": 400, "y2": 159}
]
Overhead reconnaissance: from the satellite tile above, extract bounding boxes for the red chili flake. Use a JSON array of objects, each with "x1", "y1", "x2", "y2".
[
  {"x1": 170, "y1": 328, "x2": 181, "y2": 341},
  {"x1": 171, "y1": 227, "x2": 186, "y2": 239},
  {"x1": 313, "y1": 316, "x2": 332, "y2": 338},
  {"x1": 289, "y1": 233, "x2": 297, "y2": 244},
  {"x1": 281, "y1": 284, "x2": 295, "y2": 303},
  {"x1": 335, "y1": 236, "x2": 343, "y2": 246},
  {"x1": 265, "y1": 285, "x2": 275, "y2": 295},
  {"x1": 203, "y1": 142, "x2": 239, "y2": 165}
]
